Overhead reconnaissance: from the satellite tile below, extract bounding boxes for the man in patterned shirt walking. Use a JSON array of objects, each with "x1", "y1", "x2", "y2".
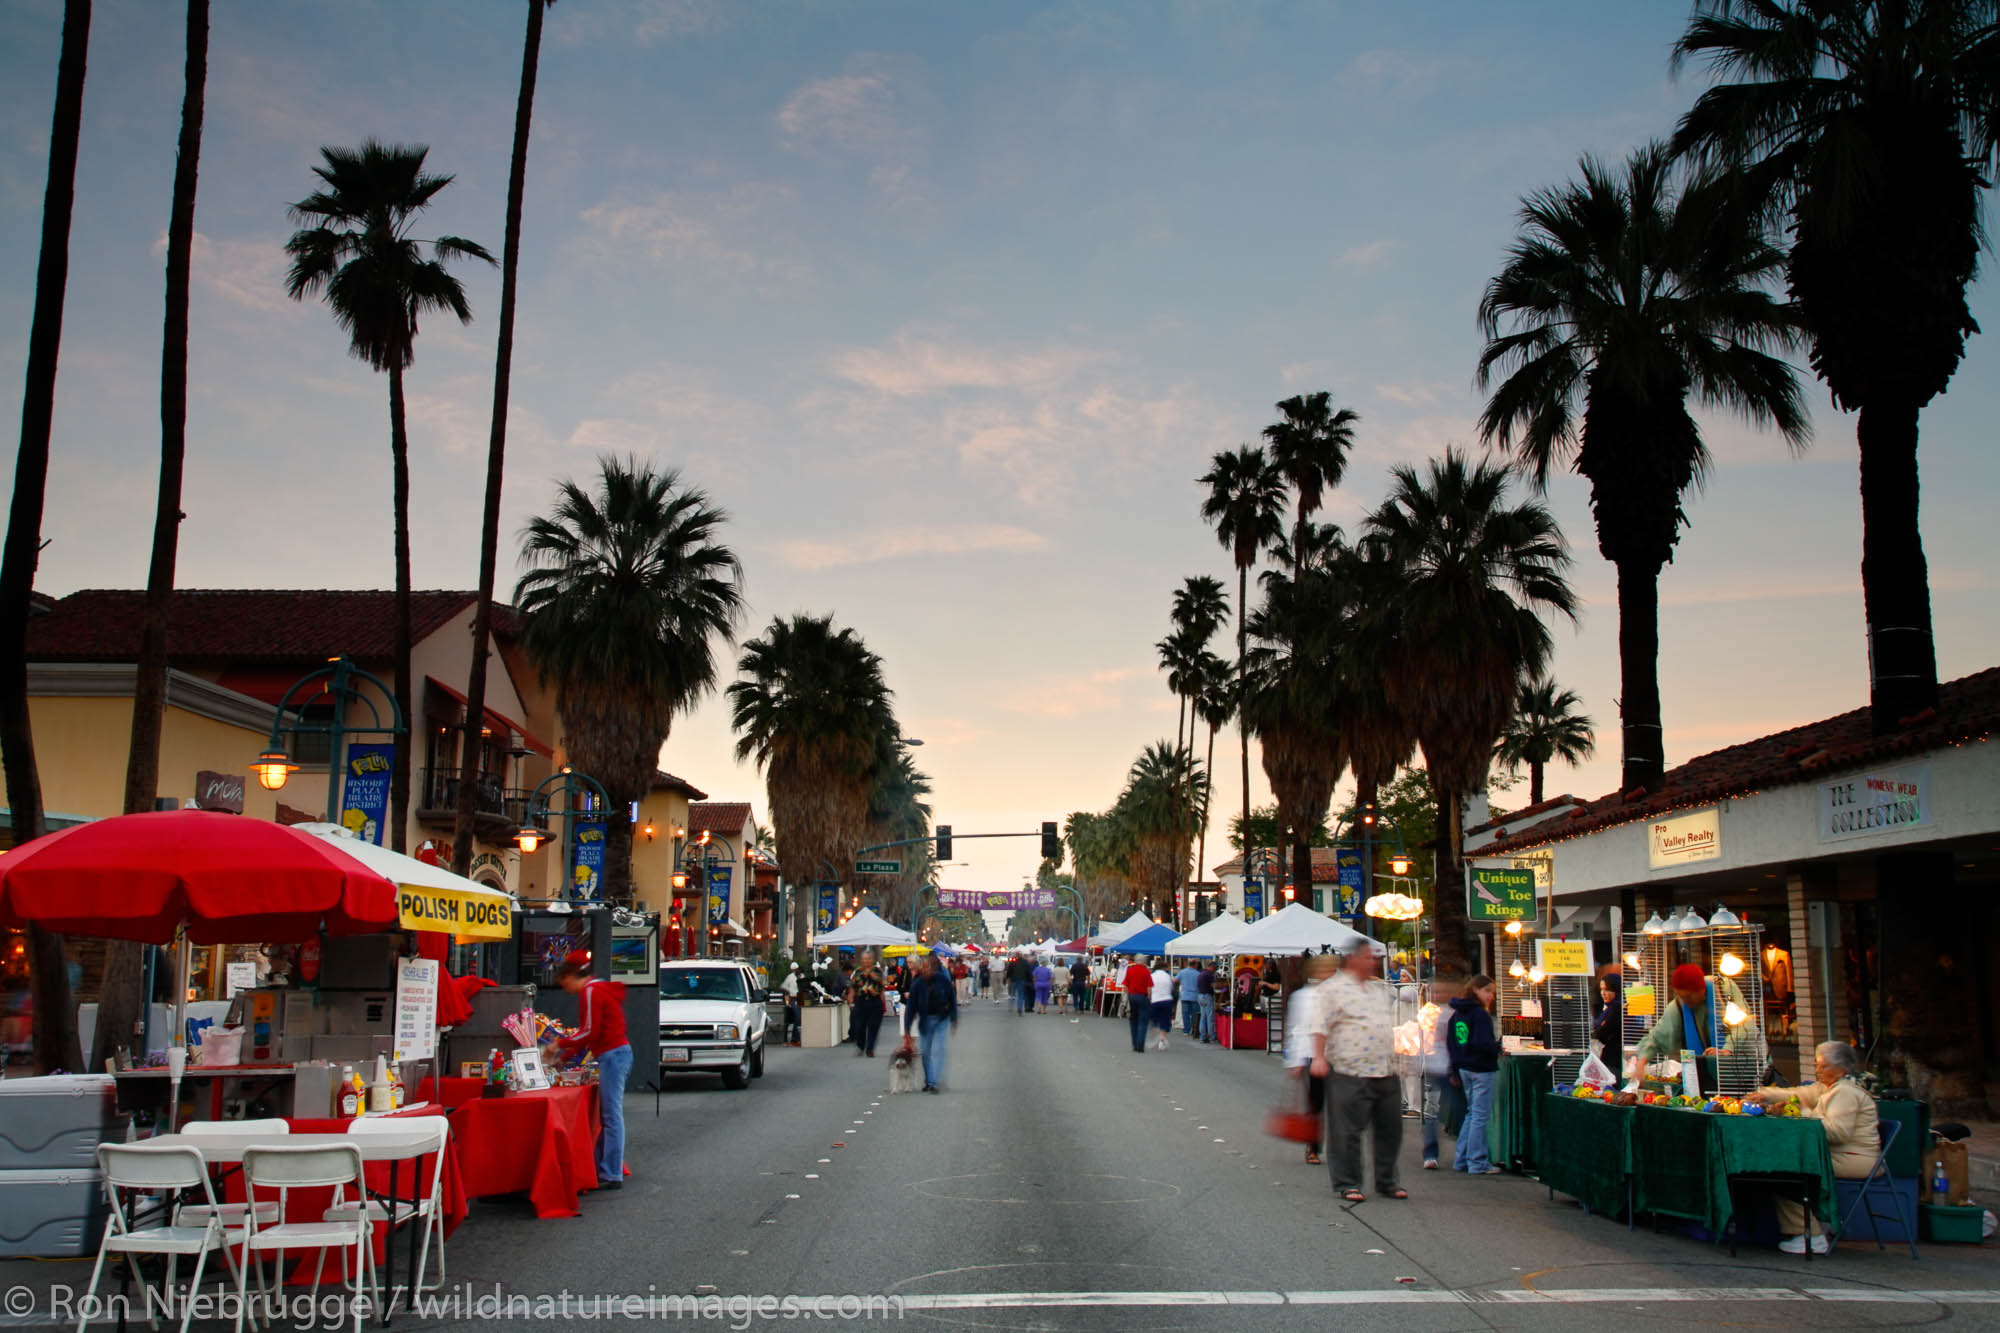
[{"x1": 1310, "y1": 936, "x2": 1406, "y2": 1203}]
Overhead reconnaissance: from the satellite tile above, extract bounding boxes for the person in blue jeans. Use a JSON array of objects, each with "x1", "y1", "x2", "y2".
[
  {"x1": 1418, "y1": 989, "x2": 1463, "y2": 1168},
  {"x1": 554, "y1": 952, "x2": 631, "y2": 1189},
  {"x1": 1176, "y1": 962, "x2": 1202, "y2": 1035},
  {"x1": 908, "y1": 954, "x2": 959, "y2": 1092},
  {"x1": 1446, "y1": 974, "x2": 1501, "y2": 1174}
]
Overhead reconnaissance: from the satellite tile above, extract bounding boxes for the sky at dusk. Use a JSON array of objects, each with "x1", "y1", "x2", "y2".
[{"x1": 3, "y1": 1, "x2": 1997, "y2": 899}]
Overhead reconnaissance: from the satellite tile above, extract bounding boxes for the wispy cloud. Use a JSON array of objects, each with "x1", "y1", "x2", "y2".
[
  {"x1": 1374, "y1": 377, "x2": 1461, "y2": 409},
  {"x1": 176, "y1": 232, "x2": 292, "y2": 316},
  {"x1": 776, "y1": 60, "x2": 926, "y2": 200},
  {"x1": 1337, "y1": 239, "x2": 1394, "y2": 267},
  {"x1": 1336, "y1": 49, "x2": 1458, "y2": 100},
  {"x1": 574, "y1": 187, "x2": 805, "y2": 280},
  {"x1": 773, "y1": 523, "x2": 1051, "y2": 571},
  {"x1": 1002, "y1": 665, "x2": 1149, "y2": 719},
  {"x1": 830, "y1": 327, "x2": 1104, "y2": 398}
]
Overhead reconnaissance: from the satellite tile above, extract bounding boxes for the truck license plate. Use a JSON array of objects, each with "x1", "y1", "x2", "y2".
[{"x1": 663, "y1": 1047, "x2": 690, "y2": 1063}]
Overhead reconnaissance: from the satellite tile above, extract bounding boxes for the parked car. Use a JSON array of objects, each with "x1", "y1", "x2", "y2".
[{"x1": 658, "y1": 959, "x2": 768, "y2": 1089}]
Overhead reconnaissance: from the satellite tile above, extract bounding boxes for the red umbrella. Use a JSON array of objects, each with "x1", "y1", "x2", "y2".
[{"x1": 0, "y1": 809, "x2": 399, "y2": 945}]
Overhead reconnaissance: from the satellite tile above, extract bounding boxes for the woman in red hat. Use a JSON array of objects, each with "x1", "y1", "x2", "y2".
[{"x1": 555, "y1": 951, "x2": 630, "y2": 1190}]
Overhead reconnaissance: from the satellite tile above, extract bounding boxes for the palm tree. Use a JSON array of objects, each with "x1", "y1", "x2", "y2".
[
  {"x1": 1494, "y1": 678, "x2": 1596, "y2": 806},
  {"x1": 514, "y1": 456, "x2": 744, "y2": 903},
  {"x1": 1478, "y1": 143, "x2": 1808, "y2": 794},
  {"x1": 1189, "y1": 652, "x2": 1234, "y2": 901},
  {"x1": 1198, "y1": 444, "x2": 1287, "y2": 912},
  {"x1": 1163, "y1": 575, "x2": 1228, "y2": 754},
  {"x1": 863, "y1": 733, "x2": 932, "y2": 925},
  {"x1": 1244, "y1": 522, "x2": 1350, "y2": 913},
  {"x1": 1672, "y1": 0, "x2": 1998, "y2": 733},
  {"x1": 285, "y1": 140, "x2": 494, "y2": 851},
  {"x1": 1363, "y1": 450, "x2": 1577, "y2": 977},
  {"x1": 1262, "y1": 391, "x2": 1359, "y2": 568},
  {"x1": 102, "y1": 0, "x2": 208, "y2": 1072},
  {"x1": 1, "y1": 0, "x2": 90, "y2": 1076},
  {"x1": 1154, "y1": 624, "x2": 1204, "y2": 757},
  {"x1": 1114, "y1": 742, "x2": 1207, "y2": 918},
  {"x1": 729, "y1": 614, "x2": 896, "y2": 955},
  {"x1": 454, "y1": 0, "x2": 558, "y2": 874}
]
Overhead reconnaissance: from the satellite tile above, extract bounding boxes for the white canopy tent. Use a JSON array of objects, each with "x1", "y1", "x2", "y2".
[
  {"x1": 1165, "y1": 910, "x2": 1247, "y2": 957},
  {"x1": 1087, "y1": 909, "x2": 1154, "y2": 949},
  {"x1": 811, "y1": 907, "x2": 916, "y2": 949},
  {"x1": 1225, "y1": 902, "x2": 1383, "y2": 957}
]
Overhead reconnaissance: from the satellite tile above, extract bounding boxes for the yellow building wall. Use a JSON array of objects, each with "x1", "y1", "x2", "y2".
[{"x1": 9, "y1": 695, "x2": 284, "y2": 821}]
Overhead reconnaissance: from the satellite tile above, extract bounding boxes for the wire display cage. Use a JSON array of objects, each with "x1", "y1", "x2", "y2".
[
  {"x1": 1494, "y1": 924, "x2": 1541, "y2": 1042},
  {"x1": 1619, "y1": 906, "x2": 1768, "y2": 1097}
]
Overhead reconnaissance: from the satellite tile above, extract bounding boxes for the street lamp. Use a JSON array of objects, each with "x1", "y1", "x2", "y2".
[
  {"x1": 512, "y1": 766, "x2": 612, "y2": 901},
  {"x1": 248, "y1": 656, "x2": 406, "y2": 827}
]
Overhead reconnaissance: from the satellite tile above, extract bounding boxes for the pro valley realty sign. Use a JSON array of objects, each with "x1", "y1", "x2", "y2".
[{"x1": 1647, "y1": 807, "x2": 1720, "y2": 870}]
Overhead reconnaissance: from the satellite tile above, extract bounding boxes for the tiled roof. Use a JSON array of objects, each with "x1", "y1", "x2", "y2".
[
  {"x1": 688, "y1": 801, "x2": 752, "y2": 836},
  {"x1": 1481, "y1": 665, "x2": 2000, "y2": 856},
  {"x1": 652, "y1": 770, "x2": 709, "y2": 801},
  {"x1": 1466, "y1": 794, "x2": 1579, "y2": 837},
  {"x1": 24, "y1": 589, "x2": 518, "y2": 664},
  {"x1": 1210, "y1": 846, "x2": 1352, "y2": 883}
]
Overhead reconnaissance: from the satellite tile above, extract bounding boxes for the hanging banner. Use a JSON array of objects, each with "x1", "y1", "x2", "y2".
[
  {"x1": 1243, "y1": 877, "x2": 1264, "y2": 923},
  {"x1": 340, "y1": 743, "x2": 394, "y2": 845},
  {"x1": 815, "y1": 883, "x2": 839, "y2": 933},
  {"x1": 934, "y1": 888, "x2": 1058, "y2": 911},
  {"x1": 570, "y1": 820, "x2": 606, "y2": 899},
  {"x1": 707, "y1": 866, "x2": 733, "y2": 926},
  {"x1": 1333, "y1": 847, "x2": 1363, "y2": 916}
]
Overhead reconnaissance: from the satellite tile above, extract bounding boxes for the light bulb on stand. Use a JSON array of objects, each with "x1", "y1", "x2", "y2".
[
  {"x1": 1508, "y1": 958, "x2": 1527, "y2": 978},
  {"x1": 1723, "y1": 1000, "x2": 1749, "y2": 1028},
  {"x1": 1527, "y1": 967, "x2": 1544, "y2": 985},
  {"x1": 1719, "y1": 952, "x2": 1746, "y2": 977},
  {"x1": 1623, "y1": 952, "x2": 1642, "y2": 971}
]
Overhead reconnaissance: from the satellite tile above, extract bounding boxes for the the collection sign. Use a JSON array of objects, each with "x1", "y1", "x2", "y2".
[
  {"x1": 1818, "y1": 762, "x2": 1932, "y2": 842},
  {"x1": 1647, "y1": 807, "x2": 1720, "y2": 870}
]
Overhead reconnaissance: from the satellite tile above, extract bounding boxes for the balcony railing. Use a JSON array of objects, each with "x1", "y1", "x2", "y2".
[{"x1": 418, "y1": 767, "x2": 536, "y2": 830}]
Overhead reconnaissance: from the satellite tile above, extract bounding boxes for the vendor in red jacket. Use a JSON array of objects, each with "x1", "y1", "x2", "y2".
[{"x1": 555, "y1": 951, "x2": 630, "y2": 1190}]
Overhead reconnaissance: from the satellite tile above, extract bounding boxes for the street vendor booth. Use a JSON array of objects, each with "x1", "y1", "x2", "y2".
[
  {"x1": 1219, "y1": 904, "x2": 1378, "y2": 1051},
  {"x1": 804, "y1": 907, "x2": 914, "y2": 1046}
]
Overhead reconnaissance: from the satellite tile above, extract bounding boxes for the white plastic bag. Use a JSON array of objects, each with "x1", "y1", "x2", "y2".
[
  {"x1": 1577, "y1": 1050, "x2": 1616, "y2": 1089},
  {"x1": 195, "y1": 1025, "x2": 243, "y2": 1067}
]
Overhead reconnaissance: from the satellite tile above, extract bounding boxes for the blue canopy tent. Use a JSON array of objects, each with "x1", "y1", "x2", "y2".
[{"x1": 1107, "y1": 921, "x2": 1181, "y2": 956}]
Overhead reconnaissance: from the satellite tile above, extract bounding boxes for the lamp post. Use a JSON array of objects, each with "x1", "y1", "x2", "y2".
[
  {"x1": 671, "y1": 830, "x2": 738, "y2": 958},
  {"x1": 250, "y1": 655, "x2": 407, "y2": 831},
  {"x1": 512, "y1": 766, "x2": 612, "y2": 901}
]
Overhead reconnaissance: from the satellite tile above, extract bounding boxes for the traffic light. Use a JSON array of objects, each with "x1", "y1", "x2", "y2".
[
  {"x1": 1041, "y1": 821, "x2": 1060, "y2": 860},
  {"x1": 936, "y1": 824, "x2": 952, "y2": 861}
]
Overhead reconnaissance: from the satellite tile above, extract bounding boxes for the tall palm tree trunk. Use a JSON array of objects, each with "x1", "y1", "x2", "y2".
[
  {"x1": 1857, "y1": 402, "x2": 1937, "y2": 733},
  {"x1": 1292, "y1": 821, "x2": 1312, "y2": 914},
  {"x1": 1197, "y1": 719, "x2": 1217, "y2": 913},
  {"x1": 2, "y1": 0, "x2": 90, "y2": 1075},
  {"x1": 1617, "y1": 561, "x2": 1664, "y2": 793},
  {"x1": 603, "y1": 811, "x2": 634, "y2": 907},
  {"x1": 100, "y1": 0, "x2": 206, "y2": 1071},
  {"x1": 1528, "y1": 760, "x2": 1544, "y2": 806},
  {"x1": 1236, "y1": 565, "x2": 1251, "y2": 908},
  {"x1": 1431, "y1": 783, "x2": 1472, "y2": 979},
  {"x1": 387, "y1": 360, "x2": 413, "y2": 852},
  {"x1": 453, "y1": 0, "x2": 548, "y2": 874}
]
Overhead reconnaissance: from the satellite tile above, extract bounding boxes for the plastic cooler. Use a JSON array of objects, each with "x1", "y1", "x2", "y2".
[{"x1": 0, "y1": 1076, "x2": 120, "y2": 1257}]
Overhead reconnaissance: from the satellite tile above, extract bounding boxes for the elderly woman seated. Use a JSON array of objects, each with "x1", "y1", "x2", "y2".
[{"x1": 1754, "y1": 1040, "x2": 1880, "y2": 1254}]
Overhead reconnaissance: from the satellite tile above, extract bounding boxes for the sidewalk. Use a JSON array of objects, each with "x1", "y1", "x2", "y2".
[{"x1": 1958, "y1": 1119, "x2": 2000, "y2": 1197}]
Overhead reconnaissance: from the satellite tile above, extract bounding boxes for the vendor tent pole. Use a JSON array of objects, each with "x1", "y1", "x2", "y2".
[{"x1": 171, "y1": 924, "x2": 191, "y2": 1050}]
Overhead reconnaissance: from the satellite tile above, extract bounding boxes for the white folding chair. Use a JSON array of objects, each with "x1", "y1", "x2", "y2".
[
  {"x1": 236, "y1": 1145, "x2": 374, "y2": 1333},
  {"x1": 172, "y1": 1119, "x2": 290, "y2": 1230},
  {"x1": 324, "y1": 1117, "x2": 450, "y2": 1297},
  {"x1": 79, "y1": 1143, "x2": 253, "y2": 1333}
]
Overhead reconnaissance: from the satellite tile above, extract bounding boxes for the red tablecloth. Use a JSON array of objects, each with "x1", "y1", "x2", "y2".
[
  {"x1": 414, "y1": 1075, "x2": 485, "y2": 1110},
  {"x1": 444, "y1": 1085, "x2": 601, "y2": 1219},
  {"x1": 221, "y1": 1105, "x2": 468, "y2": 1284}
]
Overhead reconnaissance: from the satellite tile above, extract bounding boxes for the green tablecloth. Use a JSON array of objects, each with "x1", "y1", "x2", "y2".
[
  {"x1": 1487, "y1": 1051, "x2": 1555, "y2": 1171},
  {"x1": 1538, "y1": 1095, "x2": 1634, "y2": 1218},
  {"x1": 1630, "y1": 1105, "x2": 1835, "y2": 1237}
]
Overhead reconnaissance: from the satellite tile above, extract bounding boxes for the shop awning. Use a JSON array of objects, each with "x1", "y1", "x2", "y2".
[{"x1": 291, "y1": 823, "x2": 515, "y2": 941}]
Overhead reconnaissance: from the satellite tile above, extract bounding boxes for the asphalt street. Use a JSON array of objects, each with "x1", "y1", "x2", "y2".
[{"x1": 4, "y1": 997, "x2": 1996, "y2": 1331}]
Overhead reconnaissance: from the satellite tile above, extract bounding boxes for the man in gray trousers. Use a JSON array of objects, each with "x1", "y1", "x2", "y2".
[{"x1": 1309, "y1": 937, "x2": 1406, "y2": 1202}]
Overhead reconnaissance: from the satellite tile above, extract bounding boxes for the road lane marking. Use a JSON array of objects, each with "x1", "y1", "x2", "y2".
[{"x1": 886, "y1": 1289, "x2": 2000, "y2": 1310}]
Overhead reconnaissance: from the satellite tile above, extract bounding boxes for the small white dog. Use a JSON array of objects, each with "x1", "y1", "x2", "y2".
[{"x1": 887, "y1": 1037, "x2": 921, "y2": 1094}]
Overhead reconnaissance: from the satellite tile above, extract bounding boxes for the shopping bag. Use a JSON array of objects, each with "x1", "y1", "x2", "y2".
[
  {"x1": 1264, "y1": 1077, "x2": 1322, "y2": 1145},
  {"x1": 1577, "y1": 1051, "x2": 1616, "y2": 1089},
  {"x1": 1920, "y1": 1141, "x2": 1970, "y2": 1205}
]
